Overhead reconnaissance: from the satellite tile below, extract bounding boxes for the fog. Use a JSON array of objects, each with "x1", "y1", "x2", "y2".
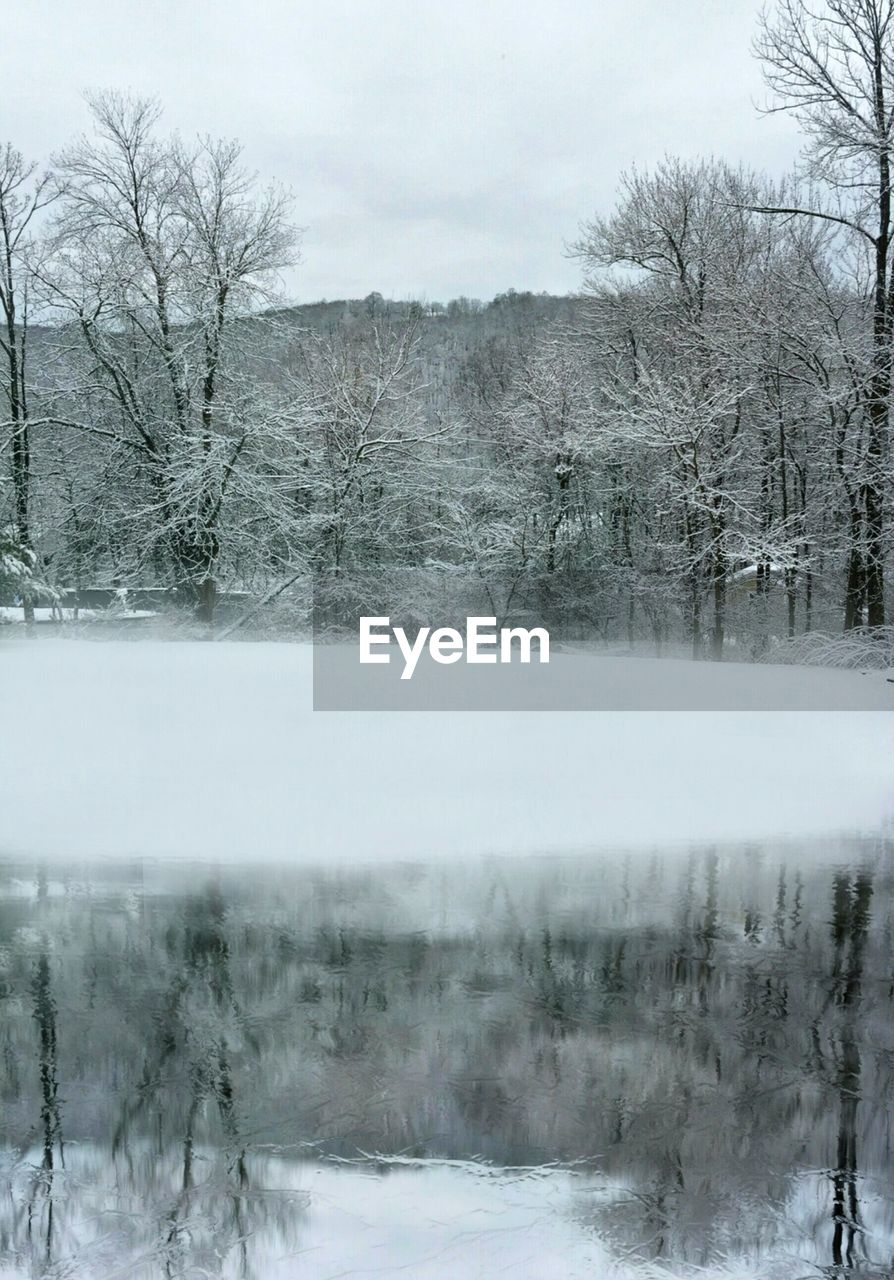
[{"x1": 0, "y1": 640, "x2": 891, "y2": 862}]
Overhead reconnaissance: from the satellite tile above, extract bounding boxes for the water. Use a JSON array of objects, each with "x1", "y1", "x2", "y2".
[{"x1": 1, "y1": 839, "x2": 892, "y2": 1278}]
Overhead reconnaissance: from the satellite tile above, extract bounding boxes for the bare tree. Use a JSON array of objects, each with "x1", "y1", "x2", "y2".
[
  {"x1": 574, "y1": 161, "x2": 783, "y2": 657},
  {"x1": 754, "y1": 0, "x2": 894, "y2": 628},
  {"x1": 286, "y1": 308, "x2": 449, "y2": 576},
  {"x1": 44, "y1": 92, "x2": 300, "y2": 622},
  {"x1": 0, "y1": 145, "x2": 55, "y2": 624}
]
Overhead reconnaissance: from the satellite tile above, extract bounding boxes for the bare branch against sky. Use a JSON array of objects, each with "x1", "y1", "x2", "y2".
[{"x1": 5, "y1": 0, "x2": 803, "y2": 301}]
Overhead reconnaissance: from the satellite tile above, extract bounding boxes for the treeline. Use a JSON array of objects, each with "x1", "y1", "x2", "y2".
[{"x1": 2, "y1": 1, "x2": 894, "y2": 654}]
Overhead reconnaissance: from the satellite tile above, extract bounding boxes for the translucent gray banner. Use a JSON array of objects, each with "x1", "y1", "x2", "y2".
[
  {"x1": 310, "y1": 571, "x2": 894, "y2": 710},
  {"x1": 312, "y1": 640, "x2": 894, "y2": 712}
]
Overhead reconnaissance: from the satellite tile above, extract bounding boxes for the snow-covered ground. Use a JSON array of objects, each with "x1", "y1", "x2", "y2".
[
  {"x1": 0, "y1": 1150, "x2": 616, "y2": 1280},
  {"x1": 0, "y1": 607, "x2": 157, "y2": 623},
  {"x1": 1, "y1": 1147, "x2": 845, "y2": 1280},
  {"x1": 0, "y1": 638, "x2": 891, "y2": 862}
]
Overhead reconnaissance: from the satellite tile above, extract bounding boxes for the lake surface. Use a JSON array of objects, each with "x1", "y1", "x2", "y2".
[{"x1": 0, "y1": 839, "x2": 892, "y2": 1278}]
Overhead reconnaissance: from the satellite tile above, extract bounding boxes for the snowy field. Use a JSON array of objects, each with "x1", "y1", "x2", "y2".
[{"x1": 0, "y1": 638, "x2": 891, "y2": 861}]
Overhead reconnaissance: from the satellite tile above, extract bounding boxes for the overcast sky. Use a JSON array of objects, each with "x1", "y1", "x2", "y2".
[{"x1": 5, "y1": 0, "x2": 804, "y2": 304}]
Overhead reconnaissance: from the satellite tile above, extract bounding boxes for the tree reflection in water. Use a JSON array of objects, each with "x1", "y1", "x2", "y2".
[{"x1": 0, "y1": 839, "x2": 891, "y2": 1278}]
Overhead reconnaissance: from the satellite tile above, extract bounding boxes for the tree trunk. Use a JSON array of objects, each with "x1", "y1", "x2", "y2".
[
  {"x1": 196, "y1": 577, "x2": 217, "y2": 625},
  {"x1": 843, "y1": 506, "x2": 865, "y2": 631},
  {"x1": 711, "y1": 566, "x2": 725, "y2": 661}
]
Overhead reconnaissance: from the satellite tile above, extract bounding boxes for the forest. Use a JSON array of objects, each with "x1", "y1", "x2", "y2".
[{"x1": 2, "y1": 1, "x2": 894, "y2": 659}]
